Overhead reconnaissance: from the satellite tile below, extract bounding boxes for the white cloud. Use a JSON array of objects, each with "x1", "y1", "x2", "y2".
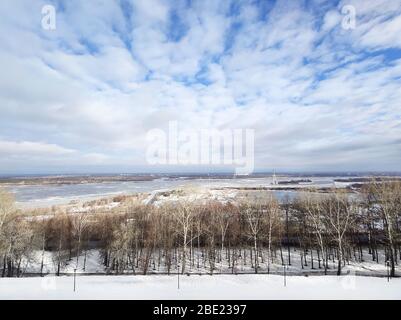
[
  {"x1": 0, "y1": 0, "x2": 400, "y2": 173},
  {"x1": 0, "y1": 140, "x2": 76, "y2": 156}
]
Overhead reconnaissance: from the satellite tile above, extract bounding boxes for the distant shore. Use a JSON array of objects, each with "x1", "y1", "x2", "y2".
[
  {"x1": 1, "y1": 172, "x2": 400, "y2": 186},
  {"x1": 3, "y1": 173, "x2": 400, "y2": 211}
]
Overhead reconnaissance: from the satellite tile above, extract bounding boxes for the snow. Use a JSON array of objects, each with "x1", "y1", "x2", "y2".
[
  {"x1": 20, "y1": 248, "x2": 401, "y2": 277},
  {"x1": 69, "y1": 201, "x2": 120, "y2": 213},
  {"x1": 23, "y1": 250, "x2": 103, "y2": 274},
  {"x1": 0, "y1": 274, "x2": 400, "y2": 300}
]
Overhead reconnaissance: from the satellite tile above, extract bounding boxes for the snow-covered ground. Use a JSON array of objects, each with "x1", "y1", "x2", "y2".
[
  {"x1": 0, "y1": 274, "x2": 400, "y2": 300},
  {"x1": 4, "y1": 249, "x2": 401, "y2": 300},
  {"x1": 21, "y1": 248, "x2": 401, "y2": 278}
]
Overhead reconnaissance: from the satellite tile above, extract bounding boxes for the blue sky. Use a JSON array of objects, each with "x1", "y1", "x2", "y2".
[{"x1": 0, "y1": 0, "x2": 401, "y2": 174}]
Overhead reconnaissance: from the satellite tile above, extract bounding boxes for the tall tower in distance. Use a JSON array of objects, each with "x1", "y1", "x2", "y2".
[{"x1": 272, "y1": 169, "x2": 278, "y2": 185}]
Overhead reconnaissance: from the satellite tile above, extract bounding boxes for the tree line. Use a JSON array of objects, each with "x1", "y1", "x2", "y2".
[{"x1": 0, "y1": 181, "x2": 400, "y2": 277}]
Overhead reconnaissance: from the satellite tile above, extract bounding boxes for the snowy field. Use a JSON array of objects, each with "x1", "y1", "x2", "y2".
[{"x1": 0, "y1": 274, "x2": 400, "y2": 300}]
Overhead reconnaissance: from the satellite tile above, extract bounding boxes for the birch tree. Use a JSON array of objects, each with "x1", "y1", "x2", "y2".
[
  {"x1": 298, "y1": 192, "x2": 329, "y2": 273},
  {"x1": 368, "y1": 181, "x2": 401, "y2": 277},
  {"x1": 264, "y1": 195, "x2": 280, "y2": 273},
  {"x1": 241, "y1": 200, "x2": 265, "y2": 273},
  {"x1": 172, "y1": 202, "x2": 196, "y2": 274},
  {"x1": 72, "y1": 212, "x2": 89, "y2": 269},
  {"x1": 322, "y1": 190, "x2": 355, "y2": 275}
]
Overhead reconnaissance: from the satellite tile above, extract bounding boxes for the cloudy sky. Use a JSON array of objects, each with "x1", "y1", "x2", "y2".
[{"x1": 0, "y1": 0, "x2": 401, "y2": 174}]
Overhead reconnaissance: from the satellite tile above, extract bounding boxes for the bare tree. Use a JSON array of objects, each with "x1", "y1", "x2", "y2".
[
  {"x1": 322, "y1": 190, "x2": 355, "y2": 275},
  {"x1": 0, "y1": 189, "x2": 14, "y2": 233},
  {"x1": 282, "y1": 194, "x2": 292, "y2": 265},
  {"x1": 214, "y1": 202, "x2": 233, "y2": 269},
  {"x1": 298, "y1": 192, "x2": 328, "y2": 274},
  {"x1": 241, "y1": 199, "x2": 265, "y2": 273},
  {"x1": 1, "y1": 215, "x2": 33, "y2": 277},
  {"x1": 264, "y1": 195, "x2": 280, "y2": 273},
  {"x1": 54, "y1": 212, "x2": 68, "y2": 276},
  {"x1": 71, "y1": 212, "x2": 90, "y2": 269},
  {"x1": 367, "y1": 181, "x2": 401, "y2": 277},
  {"x1": 172, "y1": 202, "x2": 196, "y2": 274}
]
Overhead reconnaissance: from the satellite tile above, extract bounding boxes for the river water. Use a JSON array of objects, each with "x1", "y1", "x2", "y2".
[{"x1": 4, "y1": 176, "x2": 348, "y2": 208}]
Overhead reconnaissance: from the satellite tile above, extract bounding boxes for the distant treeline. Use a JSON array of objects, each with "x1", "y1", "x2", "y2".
[
  {"x1": 0, "y1": 175, "x2": 156, "y2": 185},
  {"x1": 0, "y1": 181, "x2": 400, "y2": 277}
]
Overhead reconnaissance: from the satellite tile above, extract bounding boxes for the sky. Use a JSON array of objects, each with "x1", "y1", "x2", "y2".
[{"x1": 0, "y1": 0, "x2": 401, "y2": 174}]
